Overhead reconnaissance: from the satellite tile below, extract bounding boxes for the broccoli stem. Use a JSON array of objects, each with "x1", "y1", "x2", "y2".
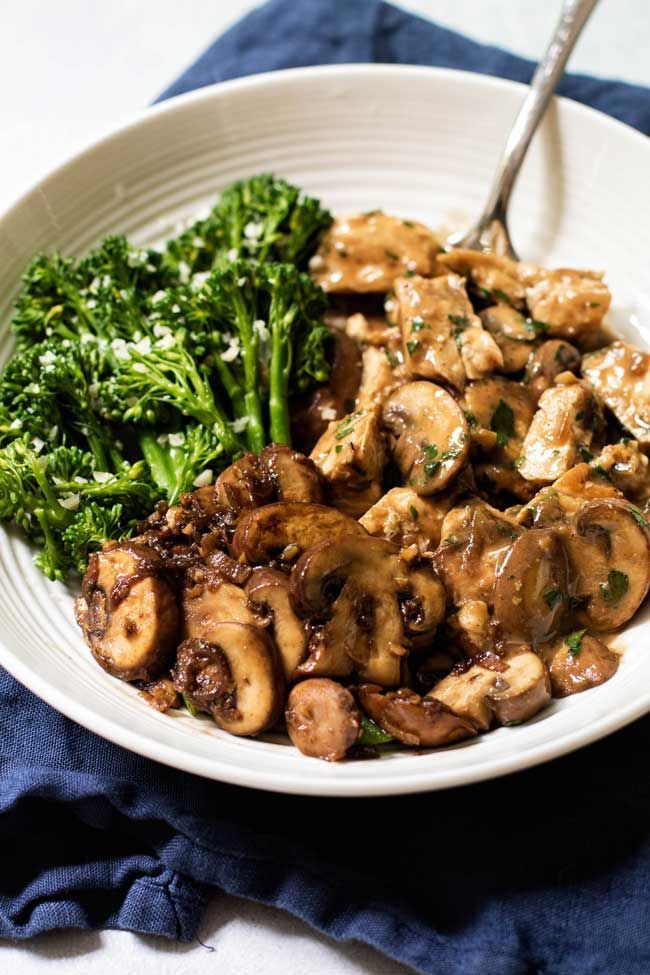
[
  {"x1": 138, "y1": 431, "x2": 177, "y2": 498},
  {"x1": 268, "y1": 326, "x2": 292, "y2": 445}
]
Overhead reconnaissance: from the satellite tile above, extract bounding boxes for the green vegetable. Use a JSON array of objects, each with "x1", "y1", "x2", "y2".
[
  {"x1": 543, "y1": 588, "x2": 564, "y2": 609},
  {"x1": 423, "y1": 444, "x2": 440, "y2": 478},
  {"x1": 600, "y1": 569, "x2": 629, "y2": 605},
  {"x1": 565, "y1": 628, "x2": 587, "y2": 657},
  {"x1": 628, "y1": 504, "x2": 650, "y2": 528},
  {"x1": 490, "y1": 399, "x2": 515, "y2": 447},
  {"x1": 181, "y1": 692, "x2": 198, "y2": 717},
  {"x1": 409, "y1": 504, "x2": 419, "y2": 521},
  {"x1": 357, "y1": 716, "x2": 393, "y2": 746}
]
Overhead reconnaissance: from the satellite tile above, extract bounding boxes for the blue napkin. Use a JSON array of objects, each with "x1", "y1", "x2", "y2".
[{"x1": 2, "y1": 2, "x2": 650, "y2": 973}]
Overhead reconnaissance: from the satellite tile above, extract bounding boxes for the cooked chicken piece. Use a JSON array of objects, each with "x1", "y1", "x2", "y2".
[
  {"x1": 565, "y1": 498, "x2": 650, "y2": 631},
  {"x1": 541, "y1": 631, "x2": 619, "y2": 697},
  {"x1": 310, "y1": 407, "x2": 386, "y2": 517},
  {"x1": 394, "y1": 273, "x2": 478, "y2": 391},
  {"x1": 232, "y1": 501, "x2": 366, "y2": 564},
  {"x1": 437, "y1": 248, "x2": 526, "y2": 308},
  {"x1": 480, "y1": 304, "x2": 537, "y2": 373},
  {"x1": 464, "y1": 377, "x2": 535, "y2": 500},
  {"x1": 246, "y1": 568, "x2": 308, "y2": 680},
  {"x1": 310, "y1": 212, "x2": 440, "y2": 292},
  {"x1": 291, "y1": 330, "x2": 362, "y2": 452},
  {"x1": 519, "y1": 265, "x2": 611, "y2": 343},
  {"x1": 172, "y1": 627, "x2": 284, "y2": 737},
  {"x1": 79, "y1": 542, "x2": 179, "y2": 682},
  {"x1": 383, "y1": 381, "x2": 470, "y2": 495},
  {"x1": 446, "y1": 599, "x2": 493, "y2": 657},
  {"x1": 182, "y1": 565, "x2": 260, "y2": 641},
  {"x1": 359, "y1": 486, "x2": 457, "y2": 551},
  {"x1": 286, "y1": 679, "x2": 361, "y2": 760},
  {"x1": 518, "y1": 462, "x2": 624, "y2": 528},
  {"x1": 524, "y1": 339, "x2": 581, "y2": 402},
  {"x1": 433, "y1": 499, "x2": 521, "y2": 606},
  {"x1": 432, "y1": 648, "x2": 551, "y2": 730},
  {"x1": 518, "y1": 382, "x2": 598, "y2": 483},
  {"x1": 582, "y1": 341, "x2": 650, "y2": 446},
  {"x1": 493, "y1": 528, "x2": 570, "y2": 643},
  {"x1": 457, "y1": 326, "x2": 504, "y2": 380},
  {"x1": 358, "y1": 685, "x2": 476, "y2": 747},
  {"x1": 345, "y1": 311, "x2": 401, "y2": 348},
  {"x1": 591, "y1": 441, "x2": 650, "y2": 501},
  {"x1": 356, "y1": 345, "x2": 406, "y2": 409}
]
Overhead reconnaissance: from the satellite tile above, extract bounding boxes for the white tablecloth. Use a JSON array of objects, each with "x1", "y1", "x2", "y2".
[{"x1": 1, "y1": 1, "x2": 648, "y2": 972}]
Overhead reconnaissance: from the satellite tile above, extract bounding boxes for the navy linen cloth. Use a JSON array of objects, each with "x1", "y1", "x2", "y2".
[{"x1": 2, "y1": 2, "x2": 650, "y2": 973}]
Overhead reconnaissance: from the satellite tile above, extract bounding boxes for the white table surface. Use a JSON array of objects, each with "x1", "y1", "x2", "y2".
[{"x1": 1, "y1": 1, "x2": 648, "y2": 972}]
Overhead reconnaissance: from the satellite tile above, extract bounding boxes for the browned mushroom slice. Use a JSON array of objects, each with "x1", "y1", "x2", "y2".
[
  {"x1": 518, "y1": 381, "x2": 598, "y2": 483},
  {"x1": 591, "y1": 442, "x2": 650, "y2": 501},
  {"x1": 582, "y1": 341, "x2": 650, "y2": 446},
  {"x1": 479, "y1": 304, "x2": 537, "y2": 373},
  {"x1": 292, "y1": 536, "x2": 422, "y2": 686},
  {"x1": 182, "y1": 565, "x2": 260, "y2": 640},
  {"x1": 541, "y1": 631, "x2": 619, "y2": 697},
  {"x1": 400, "y1": 564, "x2": 446, "y2": 642},
  {"x1": 310, "y1": 212, "x2": 441, "y2": 293},
  {"x1": 358, "y1": 685, "x2": 476, "y2": 746},
  {"x1": 383, "y1": 381, "x2": 469, "y2": 495},
  {"x1": 493, "y1": 528, "x2": 569, "y2": 643},
  {"x1": 524, "y1": 340, "x2": 581, "y2": 402},
  {"x1": 519, "y1": 264, "x2": 611, "y2": 343},
  {"x1": 437, "y1": 248, "x2": 527, "y2": 308},
  {"x1": 432, "y1": 648, "x2": 551, "y2": 730},
  {"x1": 394, "y1": 273, "x2": 478, "y2": 390},
  {"x1": 356, "y1": 345, "x2": 407, "y2": 409},
  {"x1": 139, "y1": 677, "x2": 181, "y2": 713},
  {"x1": 172, "y1": 626, "x2": 284, "y2": 736},
  {"x1": 246, "y1": 567, "x2": 308, "y2": 680},
  {"x1": 232, "y1": 501, "x2": 366, "y2": 565},
  {"x1": 80, "y1": 543, "x2": 179, "y2": 682},
  {"x1": 291, "y1": 330, "x2": 362, "y2": 452},
  {"x1": 566, "y1": 498, "x2": 650, "y2": 631},
  {"x1": 309, "y1": 407, "x2": 386, "y2": 517},
  {"x1": 359, "y1": 486, "x2": 457, "y2": 551},
  {"x1": 259, "y1": 444, "x2": 324, "y2": 503},
  {"x1": 433, "y1": 499, "x2": 522, "y2": 605},
  {"x1": 215, "y1": 454, "x2": 272, "y2": 512},
  {"x1": 286, "y1": 679, "x2": 361, "y2": 760}
]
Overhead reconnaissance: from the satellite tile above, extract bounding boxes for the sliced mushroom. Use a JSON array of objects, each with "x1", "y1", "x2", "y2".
[
  {"x1": 541, "y1": 631, "x2": 619, "y2": 697},
  {"x1": 172, "y1": 626, "x2": 284, "y2": 737},
  {"x1": 394, "y1": 273, "x2": 479, "y2": 391},
  {"x1": 286, "y1": 679, "x2": 361, "y2": 760},
  {"x1": 291, "y1": 330, "x2": 362, "y2": 452},
  {"x1": 80, "y1": 542, "x2": 179, "y2": 682},
  {"x1": 432, "y1": 648, "x2": 551, "y2": 730},
  {"x1": 518, "y1": 382, "x2": 598, "y2": 483},
  {"x1": 382, "y1": 381, "x2": 469, "y2": 495},
  {"x1": 246, "y1": 567, "x2": 308, "y2": 680},
  {"x1": 480, "y1": 304, "x2": 536, "y2": 373},
  {"x1": 524, "y1": 339, "x2": 581, "y2": 402},
  {"x1": 493, "y1": 528, "x2": 569, "y2": 643},
  {"x1": 310, "y1": 212, "x2": 441, "y2": 293},
  {"x1": 292, "y1": 536, "x2": 436, "y2": 686},
  {"x1": 519, "y1": 264, "x2": 612, "y2": 343},
  {"x1": 182, "y1": 565, "x2": 260, "y2": 640},
  {"x1": 582, "y1": 341, "x2": 650, "y2": 446},
  {"x1": 215, "y1": 453, "x2": 272, "y2": 512},
  {"x1": 433, "y1": 499, "x2": 521, "y2": 606},
  {"x1": 259, "y1": 444, "x2": 324, "y2": 503},
  {"x1": 358, "y1": 685, "x2": 476, "y2": 746},
  {"x1": 437, "y1": 249, "x2": 526, "y2": 308},
  {"x1": 232, "y1": 501, "x2": 366, "y2": 565},
  {"x1": 356, "y1": 345, "x2": 407, "y2": 409},
  {"x1": 310, "y1": 407, "x2": 386, "y2": 517},
  {"x1": 566, "y1": 498, "x2": 650, "y2": 630},
  {"x1": 359, "y1": 486, "x2": 458, "y2": 551},
  {"x1": 138, "y1": 677, "x2": 181, "y2": 713}
]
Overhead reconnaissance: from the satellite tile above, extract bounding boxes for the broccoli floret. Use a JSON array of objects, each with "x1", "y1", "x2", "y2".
[
  {"x1": 0, "y1": 342, "x2": 65, "y2": 444},
  {"x1": 138, "y1": 424, "x2": 225, "y2": 505},
  {"x1": 163, "y1": 174, "x2": 332, "y2": 275},
  {"x1": 62, "y1": 502, "x2": 131, "y2": 574}
]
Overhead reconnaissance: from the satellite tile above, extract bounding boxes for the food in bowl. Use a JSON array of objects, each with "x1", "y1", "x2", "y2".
[{"x1": 2, "y1": 174, "x2": 649, "y2": 761}]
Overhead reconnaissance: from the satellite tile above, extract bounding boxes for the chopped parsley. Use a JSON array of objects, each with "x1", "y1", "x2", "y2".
[
  {"x1": 464, "y1": 410, "x2": 477, "y2": 428},
  {"x1": 590, "y1": 464, "x2": 613, "y2": 483},
  {"x1": 334, "y1": 444, "x2": 343, "y2": 454},
  {"x1": 513, "y1": 455, "x2": 526, "y2": 469},
  {"x1": 555, "y1": 344, "x2": 571, "y2": 364},
  {"x1": 587, "y1": 301, "x2": 601, "y2": 308},
  {"x1": 357, "y1": 715, "x2": 393, "y2": 746},
  {"x1": 423, "y1": 443, "x2": 440, "y2": 478},
  {"x1": 384, "y1": 248, "x2": 400, "y2": 261},
  {"x1": 448, "y1": 314, "x2": 471, "y2": 330},
  {"x1": 385, "y1": 348, "x2": 399, "y2": 368},
  {"x1": 441, "y1": 448, "x2": 460, "y2": 461},
  {"x1": 543, "y1": 588, "x2": 564, "y2": 610},
  {"x1": 410, "y1": 316, "x2": 426, "y2": 332},
  {"x1": 490, "y1": 399, "x2": 516, "y2": 447},
  {"x1": 406, "y1": 339, "x2": 421, "y2": 354},
  {"x1": 565, "y1": 628, "x2": 587, "y2": 657},
  {"x1": 443, "y1": 534, "x2": 461, "y2": 546},
  {"x1": 181, "y1": 693, "x2": 198, "y2": 717},
  {"x1": 402, "y1": 219, "x2": 415, "y2": 228},
  {"x1": 578, "y1": 444, "x2": 594, "y2": 462},
  {"x1": 524, "y1": 318, "x2": 549, "y2": 336},
  {"x1": 479, "y1": 286, "x2": 514, "y2": 306},
  {"x1": 409, "y1": 504, "x2": 419, "y2": 521},
  {"x1": 600, "y1": 569, "x2": 629, "y2": 605},
  {"x1": 334, "y1": 411, "x2": 361, "y2": 441},
  {"x1": 628, "y1": 504, "x2": 650, "y2": 528}
]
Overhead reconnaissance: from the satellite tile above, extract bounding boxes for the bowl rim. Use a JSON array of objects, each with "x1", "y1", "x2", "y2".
[{"x1": 1, "y1": 62, "x2": 649, "y2": 796}]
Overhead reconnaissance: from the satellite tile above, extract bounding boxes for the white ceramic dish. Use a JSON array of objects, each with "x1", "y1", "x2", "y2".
[{"x1": 0, "y1": 64, "x2": 649, "y2": 796}]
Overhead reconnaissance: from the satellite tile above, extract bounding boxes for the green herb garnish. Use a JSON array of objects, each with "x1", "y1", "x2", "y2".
[
  {"x1": 600, "y1": 569, "x2": 629, "y2": 605},
  {"x1": 490, "y1": 399, "x2": 516, "y2": 447},
  {"x1": 565, "y1": 629, "x2": 587, "y2": 657}
]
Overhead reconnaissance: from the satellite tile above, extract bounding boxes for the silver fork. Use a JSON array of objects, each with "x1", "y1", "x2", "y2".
[{"x1": 448, "y1": 0, "x2": 600, "y2": 259}]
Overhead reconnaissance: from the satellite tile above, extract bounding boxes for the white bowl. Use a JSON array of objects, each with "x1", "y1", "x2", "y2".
[{"x1": 1, "y1": 65, "x2": 649, "y2": 796}]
